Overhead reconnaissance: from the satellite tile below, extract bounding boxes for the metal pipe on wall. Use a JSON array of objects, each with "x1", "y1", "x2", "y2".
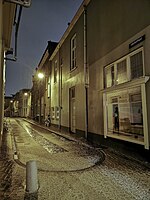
[
  {"x1": 58, "y1": 48, "x2": 62, "y2": 129},
  {"x1": 83, "y1": 5, "x2": 88, "y2": 139}
]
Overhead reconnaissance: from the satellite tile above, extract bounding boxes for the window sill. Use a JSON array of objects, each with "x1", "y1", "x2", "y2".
[
  {"x1": 70, "y1": 66, "x2": 77, "y2": 73},
  {"x1": 106, "y1": 131, "x2": 144, "y2": 145},
  {"x1": 101, "y1": 76, "x2": 150, "y2": 93}
]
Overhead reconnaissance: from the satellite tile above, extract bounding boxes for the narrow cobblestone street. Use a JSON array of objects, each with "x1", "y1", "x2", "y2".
[{"x1": 0, "y1": 118, "x2": 150, "y2": 200}]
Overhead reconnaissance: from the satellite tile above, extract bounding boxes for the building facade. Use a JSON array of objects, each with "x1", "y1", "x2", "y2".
[
  {"x1": 32, "y1": 41, "x2": 58, "y2": 123},
  {"x1": 4, "y1": 96, "x2": 13, "y2": 117},
  {"x1": 32, "y1": 0, "x2": 150, "y2": 155},
  {"x1": 18, "y1": 89, "x2": 31, "y2": 117},
  {"x1": 7, "y1": 89, "x2": 32, "y2": 118},
  {"x1": 0, "y1": 1, "x2": 16, "y2": 144}
]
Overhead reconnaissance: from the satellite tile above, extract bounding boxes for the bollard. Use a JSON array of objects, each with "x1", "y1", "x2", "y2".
[{"x1": 26, "y1": 160, "x2": 38, "y2": 194}]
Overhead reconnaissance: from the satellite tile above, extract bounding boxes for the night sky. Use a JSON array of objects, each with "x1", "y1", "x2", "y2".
[{"x1": 5, "y1": 0, "x2": 83, "y2": 96}]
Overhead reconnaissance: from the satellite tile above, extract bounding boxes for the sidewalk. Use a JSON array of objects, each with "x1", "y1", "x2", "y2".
[{"x1": 0, "y1": 130, "x2": 17, "y2": 199}]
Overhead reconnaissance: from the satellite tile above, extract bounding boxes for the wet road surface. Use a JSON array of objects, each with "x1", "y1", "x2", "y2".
[{"x1": 1, "y1": 118, "x2": 150, "y2": 200}]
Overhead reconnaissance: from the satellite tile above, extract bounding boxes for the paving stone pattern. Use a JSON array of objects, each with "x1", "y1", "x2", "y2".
[{"x1": 1, "y1": 118, "x2": 150, "y2": 200}]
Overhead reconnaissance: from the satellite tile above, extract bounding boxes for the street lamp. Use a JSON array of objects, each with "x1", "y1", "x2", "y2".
[
  {"x1": 38, "y1": 72, "x2": 44, "y2": 124},
  {"x1": 38, "y1": 73, "x2": 44, "y2": 79}
]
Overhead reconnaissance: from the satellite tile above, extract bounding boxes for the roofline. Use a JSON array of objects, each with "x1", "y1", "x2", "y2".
[
  {"x1": 38, "y1": 41, "x2": 58, "y2": 69},
  {"x1": 49, "y1": 0, "x2": 91, "y2": 61}
]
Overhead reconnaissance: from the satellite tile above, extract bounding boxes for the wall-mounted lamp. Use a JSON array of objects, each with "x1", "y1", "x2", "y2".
[
  {"x1": 38, "y1": 73, "x2": 44, "y2": 79},
  {"x1": 4, "y1": 0, "x2": 32, "y2": 8}
]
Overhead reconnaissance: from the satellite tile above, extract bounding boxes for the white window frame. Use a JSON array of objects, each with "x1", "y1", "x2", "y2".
[
  {"x1": 104, "y1": 64, "x2": 114, "y2": 88},
  {"x1": 70, "y1": 34, "x2": 77, "y2": 71},
  {"x1": 116, "y1": 57, "x2": 128, "y2": 85},
  {"x1": 103, "y1": 83, "x2": 149, "y2": 149},
  {"x1": 129, "y1": 48, "x2": 145, "y2": 79},
  {"x1": 54, "y1": 60, "x2": 57, "y2": 83},
  {"x1": 51, "y1": 107, "x2": 55, "y2": 119},
  {"x1": 55, "y1": 106, "x2": 59, "y2": 120},
  {"x1": 104, "y1": 47, "x2": 144, "y2": 89},
  {"x1": 47, "y1": 76, "x2": 50, "y2": 98}
]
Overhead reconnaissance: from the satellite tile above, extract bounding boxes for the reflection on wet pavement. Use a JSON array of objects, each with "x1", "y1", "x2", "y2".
[{"x1": 17, "y1": 120, "x2": 67, "y2": 154}]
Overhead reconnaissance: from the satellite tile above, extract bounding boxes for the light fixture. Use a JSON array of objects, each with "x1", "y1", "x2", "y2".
[
  {"x1": 38, "y1": 73, "x2": 44, "y2": 79},
  {"x1": 5, "y1": 0, "x2": 32, "y2": 8}
]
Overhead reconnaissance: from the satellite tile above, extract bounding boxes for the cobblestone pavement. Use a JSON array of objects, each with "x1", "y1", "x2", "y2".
[
  {"x1": 12, "y1": 119, "x2": 104, "y2": 172},
  {"x1": 0, "y1": 118, "x2": 150, "y2": 200}
]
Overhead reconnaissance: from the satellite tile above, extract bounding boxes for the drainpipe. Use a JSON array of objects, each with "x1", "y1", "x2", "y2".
[
  {"x1": 4, "y1": 5, "x2": 22, "y2": 61},
  {"x1": 58, "y1": 47, "x2": 62, "y2": 129},
  {"x1": 0, "y1": 1, "x2": 3, "y2": 144},
  {"x1": 84, "y1": 5, "x2": 88, "y2": 139},
  {"x1": 14, "y1": 5, "x2": 22, "y2": 59}
]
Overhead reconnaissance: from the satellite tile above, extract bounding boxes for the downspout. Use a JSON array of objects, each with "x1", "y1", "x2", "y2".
[
  {"x1": 0, "y1": 1, "x2": 3, "y2": 142},
  {"x1": 14, "y1": 5, "x2": 22, "y2": 59},
  {"x1": 5, "y1": 5, "x2": 22, "y2": 61},
  {"x1": 58, "y1": 47, "x2": 62, "y2": 129},
  {"x1": 84, "y1": 5, "x2": 88, "y2": 139}
]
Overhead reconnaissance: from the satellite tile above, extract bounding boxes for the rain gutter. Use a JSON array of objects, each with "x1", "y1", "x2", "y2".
[
  {"x1": 84, "y1": 5, "x2": 89, "y2": 139},
  {"x1": 4, "y1": 5, "x2": 22, "y2": 61}
]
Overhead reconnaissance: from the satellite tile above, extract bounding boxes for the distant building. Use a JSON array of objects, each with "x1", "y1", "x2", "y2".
[
  {"x1": 4, "y1": 96, "x2": 13, "y2": 117},
  {"x1": 32, "y1": 41, "x2": 58, "y2": 123},
  {"x1": 32, "y1": 0, "x2": 150, "y2": 155},
  {"x1": 9, "y1": 89, "x2": 31, "y2": 118},
  {"x1": 12, "y1": 92, "x2": 19, "y2": 117},
  {"x1": 17, "y1": 89, "x2": 31, "y2": 118}
]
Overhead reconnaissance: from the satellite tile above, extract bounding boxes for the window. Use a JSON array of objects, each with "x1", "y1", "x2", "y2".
[
  {"x1": 130, "y1": 51, "x2": 143, "y2": 79},
  {"x1": 51, "y1": 107, "x2": 55, "y2": 119},
  {"x1": 104, "y1": 48, "x2": 144, "y2": 89},
  {"x1": 116, "y1": 59, "x2": 128, "y2": 84},
  {"x1": 55, "y1": 106, "x2": 59, "y2": 119},
  {"x1": 70, "y1": 34, "x2": 76, "y2": 70},
  {"x1": 54, "y1": 60, "x2": 57, "y2": 83},
  {"x1": 106, "y1": 87, "x2": 143, "y2": 137},
  {"x1": 47, "y1": 76, "x2": 50, "y2": 98},
  {"x1": 104, "y1": 65, "x2": 114, "y2": 88},
  {"x1": 70, "y1": 87, "x2": 75, "y2": 99}
]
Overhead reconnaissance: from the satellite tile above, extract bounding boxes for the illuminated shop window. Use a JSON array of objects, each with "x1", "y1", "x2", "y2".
[{"x1": 107, "y1": 87, "x2": 143, "y2": 138}]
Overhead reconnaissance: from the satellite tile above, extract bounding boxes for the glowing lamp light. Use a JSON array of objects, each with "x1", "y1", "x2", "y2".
[
  {"x1": 24, "y1": 93, "x2": 28, "y2": 96},
  {"x1": 38, "y1": 73, "x2": 44, "y2": 79}
]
